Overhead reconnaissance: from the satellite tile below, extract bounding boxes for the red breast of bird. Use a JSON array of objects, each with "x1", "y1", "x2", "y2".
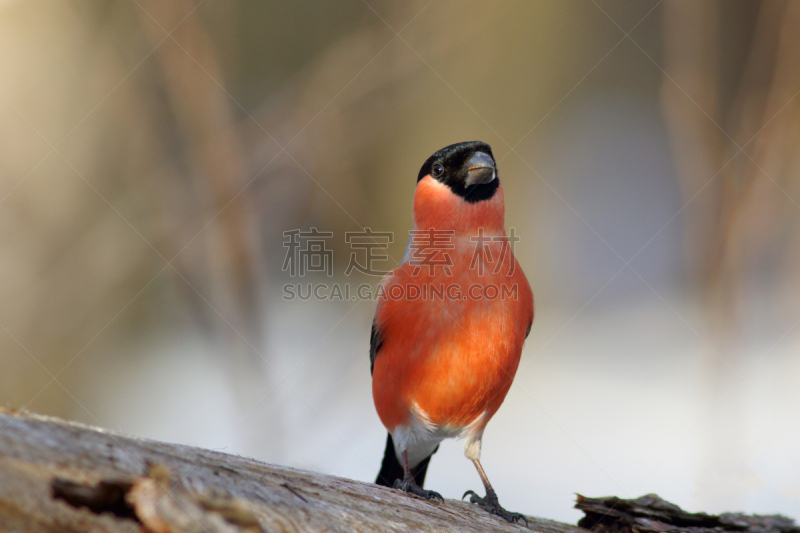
[{"x1": 372, "y1": 173, "x2": 534, "y2": 461}]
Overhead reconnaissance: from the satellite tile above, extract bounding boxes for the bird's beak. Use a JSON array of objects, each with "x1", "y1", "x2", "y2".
[{"x1": 463, "y1": 151, "x2": 496, "y2": 186}]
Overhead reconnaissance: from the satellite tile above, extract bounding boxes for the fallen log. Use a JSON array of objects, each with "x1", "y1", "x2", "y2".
[
  {"x1": 2, "y1": 408, "x2": 795, "y2": 533},
  {"x1": 0, "y1": 407, "x2": 580, "y2": 532}
]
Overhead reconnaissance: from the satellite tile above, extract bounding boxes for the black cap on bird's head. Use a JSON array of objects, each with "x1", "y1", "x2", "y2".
[{"x1": 417, "y1": 141, "x2": 499, "y2": 203}]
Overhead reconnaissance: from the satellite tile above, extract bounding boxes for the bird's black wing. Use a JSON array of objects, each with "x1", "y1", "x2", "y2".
[{"x1": 369, "y1": 320, "x2": 383, "y2": 375}]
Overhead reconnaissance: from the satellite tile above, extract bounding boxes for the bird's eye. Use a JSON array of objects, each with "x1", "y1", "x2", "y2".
[{"x1": 432, "y1": 163, "x2": 444, "y2": 178}]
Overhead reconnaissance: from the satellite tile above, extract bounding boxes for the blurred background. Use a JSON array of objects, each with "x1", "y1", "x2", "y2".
[{"x1": 1, "y1": 0, "x2": 799, "y2": 523}]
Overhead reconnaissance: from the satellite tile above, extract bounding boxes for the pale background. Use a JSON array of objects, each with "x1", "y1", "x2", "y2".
[{"x1": 1, "y1": 0, "x2": 799, "y2": 523}]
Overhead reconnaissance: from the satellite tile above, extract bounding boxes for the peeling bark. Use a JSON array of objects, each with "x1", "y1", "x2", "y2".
[{"x1": 576, "y1": 494, "x2": 799, "y2": 533}]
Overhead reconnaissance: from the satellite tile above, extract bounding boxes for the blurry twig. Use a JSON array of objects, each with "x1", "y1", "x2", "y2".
[
  {"x1": 661, "y1": 0, "x2": 800, "y2": 507},
  {"x1": 138, "y1": 1, "x2": 265, "y2": 362}
]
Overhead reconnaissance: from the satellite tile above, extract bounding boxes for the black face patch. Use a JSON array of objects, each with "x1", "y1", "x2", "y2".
[{"x1": 417, "y1": 141, "x2": 499, "y2": 203}]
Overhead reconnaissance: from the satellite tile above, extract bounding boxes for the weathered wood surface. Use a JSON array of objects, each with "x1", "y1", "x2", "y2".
[
  {"x1": 0, "y1": 408, "x2": 582, "y2": 532},
  {"x1": 576, "y1": 494, "x2": 799, "y2": 533}
]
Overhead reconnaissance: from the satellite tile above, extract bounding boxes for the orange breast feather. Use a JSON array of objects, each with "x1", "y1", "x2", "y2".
[{"x1": 371, "y1": 241, "x2": 533, "y2": 433}]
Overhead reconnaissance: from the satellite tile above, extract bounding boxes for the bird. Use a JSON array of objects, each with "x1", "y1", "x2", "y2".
[{"x1": 370, "y1": 141, "x2": 534, "y2": 523}]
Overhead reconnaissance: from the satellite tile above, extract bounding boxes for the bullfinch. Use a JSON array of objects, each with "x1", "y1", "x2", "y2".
[{"x1": 371, "y1": 141, "x2": 534, "y2": 523}]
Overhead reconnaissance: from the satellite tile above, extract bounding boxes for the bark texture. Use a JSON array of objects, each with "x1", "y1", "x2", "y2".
[
  {"x1": 0, "y1": 407, "x2": 581, "y2": 533},
  {"x1": 577, "y1": 494, "x2": 799, "y2": 533},
  {"x1": 4, "y1": 408, "x2": 793, "y2": 532}
]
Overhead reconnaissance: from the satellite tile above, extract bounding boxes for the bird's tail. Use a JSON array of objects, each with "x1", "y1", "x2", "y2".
[{"x1": 375, "y1": 433, "x2": 437, "y2": 487}]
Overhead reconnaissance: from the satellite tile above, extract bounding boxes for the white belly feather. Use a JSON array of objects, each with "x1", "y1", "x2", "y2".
[{"x1": 392, "y1": 402, "x2": 488, "y2": 468}]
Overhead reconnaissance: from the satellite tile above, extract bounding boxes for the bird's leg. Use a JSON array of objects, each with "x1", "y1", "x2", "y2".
[
  {"x1": 463, "y1": 459, "x2": 528, "y2": 525},
  {"x1": 393, "y1": 450, "x2": 443, "y2": 502}
]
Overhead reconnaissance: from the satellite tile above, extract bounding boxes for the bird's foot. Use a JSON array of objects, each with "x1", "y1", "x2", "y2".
[
  {"x1": 463, "y1": 488, "x2": 528, "y2": 525},
  {"x1": 393, "y1": 476, "x2": 443, "y2": 502}
]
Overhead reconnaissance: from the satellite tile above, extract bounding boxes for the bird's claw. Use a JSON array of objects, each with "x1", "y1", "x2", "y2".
[
  {"x1": 462, "y1": 489, "x2": 528, "y2": 526},
  {"x1": 393, "y1": 477, "x2": 443, "y2": 502}
]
